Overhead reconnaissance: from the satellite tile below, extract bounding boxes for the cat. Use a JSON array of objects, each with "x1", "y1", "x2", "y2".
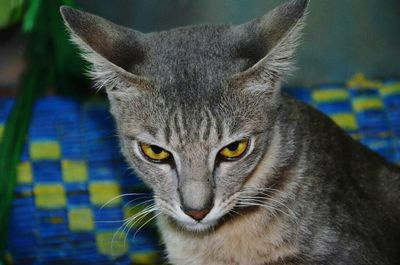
[{"x1": 60, "y1": 0, "x2": 400, "y2": 264}]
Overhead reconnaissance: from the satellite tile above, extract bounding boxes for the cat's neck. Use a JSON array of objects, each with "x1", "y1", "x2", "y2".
[{"x1": 158, "y1": 205, "x2": 300, "y2": 265}]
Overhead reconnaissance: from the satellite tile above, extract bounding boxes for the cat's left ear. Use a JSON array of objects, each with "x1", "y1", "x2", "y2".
[
  {"x1": 60, "y1": 6, "x2": 151, "y2": 97},
  {"x1": 230, "y1": 0, "x2": 309, "y2": 94}
]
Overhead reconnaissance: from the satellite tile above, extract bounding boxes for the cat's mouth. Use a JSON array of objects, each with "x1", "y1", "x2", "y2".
[
  {"x1": 160, "y1": 211, "x2": 219, "y2": 232},
  {"x1": 170, "y1": 206, "x2": 222, "y2": 232},
  {"x1": 158, "y1": 196, "x2": 244, "y2": 232},
  {"x1": 153, "y1": 197, "x2": 216, "y2": 231},
  {"x1": 155, "y1": 193, "x2": 260, "y2": 232}
]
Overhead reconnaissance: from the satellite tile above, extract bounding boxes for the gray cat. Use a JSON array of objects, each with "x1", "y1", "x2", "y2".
[{"x1": 60, "y1": 1, "x2": 400, "y2": 264}]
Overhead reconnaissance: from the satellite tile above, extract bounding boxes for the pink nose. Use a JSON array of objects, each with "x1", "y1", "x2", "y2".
[{"x1": 184, "y1": 208, "x2": 211, "y2": 221}]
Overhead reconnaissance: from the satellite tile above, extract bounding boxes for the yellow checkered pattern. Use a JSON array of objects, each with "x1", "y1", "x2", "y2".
[
  {"x1": 33, "y1": 183, "x2": 67, "y2": 209},
  {"x1": 312, "y1": 87, "x2": 359, "y2": 132},
  {"x1": 130, "y1": 252, "x2": 160, "y2": 264},
  {"x1": 89, "y1": 181, "x2": 122, "y2": 206},
  {"x1": 352, "y1": 97, "x2": 384, "y2": 112},
  {"x1": 1, "y1": 100, "x2": 162, "y2": 265},
  {"x1": 62, "y1": 160, "x2": 88, "y2": 183},
  {"x1": 312, "y1": 89, "x2": 350, "y2": 102},
  {"x1": 17, "y1": 162, "x2": 33, "y2": 184},
  {"x1": 95, "y1": 231, "x2": 128, "y2": 257},
  {"x1": 380, "y1": 81, "x2": 400, "y2": 97},
  {"x1": 68, "y1": 207, "x2": 94, "y2": 232},
  {"x1": 30, "y1": 140, "x2": 62, "y2": 160},
  {"x1": 330, "y1": 113, "x2": 358, "y2": 131}
]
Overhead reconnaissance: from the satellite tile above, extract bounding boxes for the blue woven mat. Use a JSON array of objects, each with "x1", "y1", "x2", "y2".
[
  {"x1": 3, "y1": 98, "x2": 161, "y2": 265},
  {"x1": 1, "y1": 75, "x2": 399, "y2": 264}
]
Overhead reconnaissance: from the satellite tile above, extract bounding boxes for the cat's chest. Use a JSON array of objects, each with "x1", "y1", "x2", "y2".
[{"x1": 159, "y1": 211, "x2": 298, "y2": 265}]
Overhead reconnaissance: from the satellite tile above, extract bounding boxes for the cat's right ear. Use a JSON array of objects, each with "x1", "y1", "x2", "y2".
[
  {"x1": 229, "y1": 0, "x2": 309, "y2": 96},
  {"x1": 60, "y1": 6, "x2": 150, "y2": 97}
]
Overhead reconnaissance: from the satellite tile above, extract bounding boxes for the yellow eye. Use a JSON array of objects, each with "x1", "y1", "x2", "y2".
[
  {"x1": 219, "y1": 139, "x2": 249, "y2": 160},
  {"x1": 140, "y1": 143, "x2": 171, "y2": 162}
]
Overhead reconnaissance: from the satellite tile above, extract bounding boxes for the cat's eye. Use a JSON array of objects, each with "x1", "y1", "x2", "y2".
[
  {"x1": 139, "y1": 143, "x2": 171, "y2": 162},
  {"x1": 219, "y1": 139, "x2": 249, "y2": 160}
]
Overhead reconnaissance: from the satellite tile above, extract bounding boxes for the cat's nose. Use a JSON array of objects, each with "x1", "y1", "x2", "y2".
[{"x1": 183, "y1": 208, "x2": 211, "y2": 221}]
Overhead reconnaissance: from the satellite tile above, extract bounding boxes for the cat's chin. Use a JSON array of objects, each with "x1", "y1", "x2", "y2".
[
  {"x1": 179, "y1": 220, "x2": 218, "y2": 232},
  {"x1": 167, "y1": 216, "x2": 218, "y2": 233}
]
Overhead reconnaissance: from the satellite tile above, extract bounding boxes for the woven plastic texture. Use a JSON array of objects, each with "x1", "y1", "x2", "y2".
[
  {"x1": 0, "y1": 98, "x2": 14, "y2": 141},
  {"x1": 1, "y1": 77, "x2": 400, "y2": 264},
  {"x1": 287, "y1": 78, "x2": 400, "y2": 163},
  {"x1": 3, "y1": 98, "x2": 160, "y2": 265}
]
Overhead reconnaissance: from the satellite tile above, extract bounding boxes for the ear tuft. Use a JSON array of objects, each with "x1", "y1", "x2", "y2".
[
  {"x1": 231, "y1": 0, "x2": 309, "y2": 93},
  {"x1": 60, "y1": 6, "x2": 150, "y2": 94}
]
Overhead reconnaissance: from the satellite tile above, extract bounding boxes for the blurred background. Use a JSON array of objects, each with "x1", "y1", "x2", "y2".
[{"x1": 0, "y1": 1, "x2": 399, "y2": 265}]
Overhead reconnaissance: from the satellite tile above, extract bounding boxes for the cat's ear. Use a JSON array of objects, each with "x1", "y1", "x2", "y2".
[
  {"x1": 230, "y1": 0, "x2": 309, "y2": 94},
  {"x1": 60, "y1": 6, "x2": 151, "y2": 97}
]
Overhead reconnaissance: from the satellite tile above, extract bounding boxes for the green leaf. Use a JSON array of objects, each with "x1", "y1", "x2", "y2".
[
  {"x1": 23, "y1": 0, "x2": 42, "y2": 32},
  {"x1": 0, "y1": 0, "x2": 24, "y2": 28}
]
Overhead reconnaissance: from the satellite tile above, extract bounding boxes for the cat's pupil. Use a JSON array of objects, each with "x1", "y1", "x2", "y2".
[
  {"x1": 227, "y1": 142, "x2": 239, "y2": 151},
  {"x1": 150, "y1": 145, "x2": 163, "y2": 154}
]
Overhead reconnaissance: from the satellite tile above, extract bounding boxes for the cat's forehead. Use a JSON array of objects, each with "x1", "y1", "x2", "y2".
[
  {"x1": 135, "y1": 102, "x2": 254, "y2": 151},
  {"x1": 111, "y1": 26, "x2": 271, "y2": 143},
  {"x1": 146, "y1": 25, "x2": 233, "y2": 58},
  {"x1": 135, "y1": 25, "x2": 250, "y2": 89},
  {"x1": 126, "y1": 86, "x2": 267, "y2": 148}
]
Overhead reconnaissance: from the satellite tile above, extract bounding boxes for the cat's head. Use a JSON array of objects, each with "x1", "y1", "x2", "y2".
[{"x1": 61, "y1": 0, "x2": 308, "y2": 231}]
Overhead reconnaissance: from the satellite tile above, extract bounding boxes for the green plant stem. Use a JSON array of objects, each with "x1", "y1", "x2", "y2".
[{"x1": 0, "y1": 65, "x2": 47, "y2": 260}]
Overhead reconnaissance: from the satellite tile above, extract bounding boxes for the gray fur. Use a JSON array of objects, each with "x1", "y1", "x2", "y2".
[{"x1": 61, "y1": 1, "x2": 400, "y2": 264}]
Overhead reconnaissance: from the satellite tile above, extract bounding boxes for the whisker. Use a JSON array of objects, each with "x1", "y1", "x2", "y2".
[
  {"x1": 239, "y1": 187, "x2": 296, "y2": 210},
  {"x1": 122, "y1": 205, "x2": 158, "y2": 238},
  {"x1": 110, "y1": 204, "x2": 157, "y2": 255},
  {"x1": 237, "y1": 201, "x2": 290, "y2": 218},
  {"x1": 123, "y1": 212, "x2": 149, "y2": 245},
  {"x1": 123, "y1": 208, "x2": 159, "y2": 246},
  {"x1": 123, "y1": 197, "x2": 154, "y2": 209},
  {"x1": 237, "y1": 199, "x2": 293, "y2": 220},
  {"x1": 237, "y1": 199, "x2": 299, "y2": 227},
  {"x1": 96, "y1": 199, "x2": 155, "y2": 224},
  {"x1": 132, "y1": 212, "x2": 161, "y2": 242},
  {"x1": 123, "y1": 205, "x2": 157, "y2": 231},
  {"x1": 227, "y1": 208, "x2": 242, "y2": 217},
  {"x1": 110, "y1": 221, "x2": 128, "y2": 256},
  {"x1": 99, "y1": 193, "x2": 151, "y2": 210},
  {"x1": 240, "y1": 195, "x2": 292, "y2": 213},
  {"x1": 242, "y1": 186, "x2": 296, "y2": 200}
]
